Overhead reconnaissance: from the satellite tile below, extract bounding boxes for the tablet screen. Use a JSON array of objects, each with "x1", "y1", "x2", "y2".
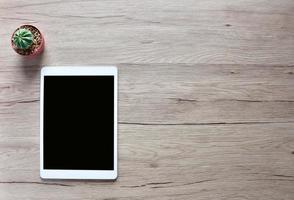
[{"x1": 43, "y1": 76, "x2": 114, "y2": 170}]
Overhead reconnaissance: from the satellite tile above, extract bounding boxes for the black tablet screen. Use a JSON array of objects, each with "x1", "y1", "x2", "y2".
[{"x1": 43, "y1": 76, "x2": 114, "y2": 170}]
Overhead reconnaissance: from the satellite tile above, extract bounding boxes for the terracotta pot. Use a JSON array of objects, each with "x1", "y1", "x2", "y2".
[{"x1": 11, "y1": 25, "x2": 45, "y2": 57}]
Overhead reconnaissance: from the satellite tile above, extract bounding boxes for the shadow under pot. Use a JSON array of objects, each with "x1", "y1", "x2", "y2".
[{"x1": 11, "y1": 25, "x2": 45, "y2": 57}]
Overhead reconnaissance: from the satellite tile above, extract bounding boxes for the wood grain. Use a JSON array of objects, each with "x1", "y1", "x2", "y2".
[
  {"x1": 1, "y1": 0, "x2": 294, "y2": 65},
  {"x1": 0, "y1": 0, "x2": 294, "y2": 199}
]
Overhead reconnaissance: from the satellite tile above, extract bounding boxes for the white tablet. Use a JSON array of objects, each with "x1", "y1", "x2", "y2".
[{"x1": 40, "y1": 66, "x2": 117, "y2": 180}]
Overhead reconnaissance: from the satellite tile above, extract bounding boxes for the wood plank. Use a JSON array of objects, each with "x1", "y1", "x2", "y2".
[
  {"x1": 1, "y1": 0, "x2": 294, "y2": 65},
  {"x1": 0, "y1": 64, "x2": 293, "y2": 132},
  {"x1": 0, "y1": 123, "x2": 293, "y2": 199}
]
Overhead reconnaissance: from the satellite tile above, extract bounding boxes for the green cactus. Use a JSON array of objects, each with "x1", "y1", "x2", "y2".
[{"x1": 13, "y1": 28, "x2": 34, "y2": 49}]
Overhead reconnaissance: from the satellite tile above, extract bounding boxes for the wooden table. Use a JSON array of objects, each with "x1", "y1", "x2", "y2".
[{"x1": 0, "y1": 0, "x2": 294, "y2": 199}]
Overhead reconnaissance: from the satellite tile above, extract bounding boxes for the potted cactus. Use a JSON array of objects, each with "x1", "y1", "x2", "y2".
[{"x1": 11, "y1": 25, "x2": 44, "y2": 56}]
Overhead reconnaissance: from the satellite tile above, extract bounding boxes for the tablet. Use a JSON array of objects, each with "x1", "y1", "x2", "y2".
[{"x1": 40, "y1": 66, "x2": 117, "y2": 180}]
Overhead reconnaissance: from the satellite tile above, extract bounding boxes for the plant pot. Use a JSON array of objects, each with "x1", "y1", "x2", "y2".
[{"x1": 11, "y1": 25, "x2": 45, "y2": 57}]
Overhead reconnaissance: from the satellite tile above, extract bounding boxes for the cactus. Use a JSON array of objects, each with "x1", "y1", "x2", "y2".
[{"x1": 13, "y1": 28, "x2": 33, "y2": 49}]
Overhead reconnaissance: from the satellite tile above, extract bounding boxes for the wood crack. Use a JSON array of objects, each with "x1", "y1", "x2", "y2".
[
  {"x1": 272, "y1": 174, "x2": 294, "y2": 178},
  {"x1": 0, "y1": 17, "x2": 36, "y2": 22},
  {"x1": 234, "y1": 99, "x2": 294, "y2": 103},
  {"x1": 17, "y1": 99, "x2": 40, "y2": 104},
  {"x1": 1, "y1": 0, "x2": 99, "y2": 9},
  {"x1": 169, "y1": 98, "x2": 198, "y2": 102},
  {"x1": 151, "y1": 179, "x2": 217, "y2": 189},
  {"x1": 248, "y1": 178, "x2": 294, "y2": 182},
  {"x1": 118, "y1": 63, "x2": 294, "y2": 67},
  {"x1": 169, "y1": 98, "x2": 294, "y2": 103},
  {"x1": 121, "y1": 179, "x2": 216, "y2": 189},
  {"x1": 16, "y1": 12, "x2": 125, "y2": 20},
  {"x1": 119, "y1": 121, "x2": 294, "y2": 126},
  {"x1": 0, "y1": 181, "x2": 72, "y2": 187},
  {"x1": 0, "y1": 99, "x2": 39, "y2": 106},
  {"x1": 1, "y1": 0, "x2": 65, "y2": 9},
  {"x1": 121, "y1": 181, "x2": 173, "y2": 188},
  {"x1": 62, "y1": 14, "x2": 125, "y2": 20}
]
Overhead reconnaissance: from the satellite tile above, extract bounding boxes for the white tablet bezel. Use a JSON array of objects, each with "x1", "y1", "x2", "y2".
[{"x1": 40, "y1": 66, "x2": 118, "y2": 180}]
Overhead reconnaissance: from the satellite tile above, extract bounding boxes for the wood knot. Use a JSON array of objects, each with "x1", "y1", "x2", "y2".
[
  {"x1": 141, "y1": 40, "x2": 154, "y2": 44},
  {"x1": 225, "y1": 24, "x2": 232, "y2": 27},
  {"x1": 150, "y1": 163, "x2": 159, "y2": 168}
]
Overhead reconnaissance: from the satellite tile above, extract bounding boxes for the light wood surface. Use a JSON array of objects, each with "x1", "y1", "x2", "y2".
[{"x1": 0, "y1": 0, "x2": 294, "y2": 199}]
